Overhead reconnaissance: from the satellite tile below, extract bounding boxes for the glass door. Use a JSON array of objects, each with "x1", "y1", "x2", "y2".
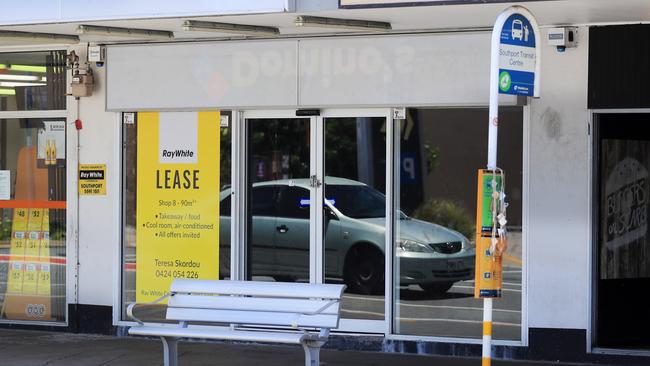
[
  {"x1": 244, "y1": 111, "x2": 316, "y2": 283},
  {"x1": 317, "y1": 109, "x2": 390, "y2": 333},
  {"x1": 242, "y1": 109, "x2": 390, "y2": 333}
]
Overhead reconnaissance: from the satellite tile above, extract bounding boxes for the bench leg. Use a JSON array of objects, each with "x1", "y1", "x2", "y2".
[
  {"x1": 302, "y1": 341, "x2": 324, "y2": 366},
  {"x1": 161, "y1": 337, "x2": 179, "y2": 366}
]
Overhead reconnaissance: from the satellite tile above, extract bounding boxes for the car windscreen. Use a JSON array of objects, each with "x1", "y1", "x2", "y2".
[{"x1": 326, "y1": 184, "x2": 385, "y2": 218}]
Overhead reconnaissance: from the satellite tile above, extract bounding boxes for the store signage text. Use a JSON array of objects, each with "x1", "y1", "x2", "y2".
[
  {"x1": 229, "y1": 46, "x2": 415, "y2": 88},
  {"x1": 155, "y1": 170, "x2": 200, "y2": 189},
  {"x1": 605, "y1": 157, "x2": 649, "y2": 250}
]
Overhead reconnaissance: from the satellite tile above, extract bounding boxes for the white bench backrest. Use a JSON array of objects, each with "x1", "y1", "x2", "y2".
[{"x1": 166, "y1": 280, "x2": 345, "y2": 329}]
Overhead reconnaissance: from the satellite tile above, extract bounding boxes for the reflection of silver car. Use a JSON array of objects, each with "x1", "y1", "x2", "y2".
[{"x1": 220, "y1": 177, "x2": 475, "y2": 295}]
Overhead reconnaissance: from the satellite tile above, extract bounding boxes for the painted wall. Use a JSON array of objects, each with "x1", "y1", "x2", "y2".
[
  {"x1": 70, "y1": 45, "x2": 120, "y2": 306},
  {"x1": 527, "y1": 27, "x2": 590, "y2": 331}
]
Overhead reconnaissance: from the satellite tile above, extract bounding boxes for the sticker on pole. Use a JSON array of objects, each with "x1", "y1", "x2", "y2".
[{"x1": 498, "y1": 14, "x2": 537, "y2": 96}]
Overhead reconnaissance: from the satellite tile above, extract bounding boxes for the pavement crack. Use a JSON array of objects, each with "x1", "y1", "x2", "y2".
[
  {"x1": 97, "y1": 353, "x2": 127, "y2": 366},
  {"x1": 41, "y1": 351, "x2": 85, "y2": 366}
]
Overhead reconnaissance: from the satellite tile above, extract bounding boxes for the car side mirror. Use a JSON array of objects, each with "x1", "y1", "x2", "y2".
[{"x1": 324, "y1": 206, "x2": 339, "y2": 221}]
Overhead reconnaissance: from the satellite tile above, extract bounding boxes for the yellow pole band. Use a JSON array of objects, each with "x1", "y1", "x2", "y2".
[{"x1": 483, "y1": 321, "x2": 493, "y2": 336}]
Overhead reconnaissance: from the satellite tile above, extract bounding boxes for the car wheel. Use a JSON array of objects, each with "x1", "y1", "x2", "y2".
[
  {"x1": 344, "y1": 245, "x2": 384, "y2": 295},
  {"x1": 419, "y1": 281, "x2": 454, "y2": 295}
]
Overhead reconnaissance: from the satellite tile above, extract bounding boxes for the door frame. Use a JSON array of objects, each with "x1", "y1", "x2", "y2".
[
  {"x1": 589, "y1": 110, "x2": 650, "y2": 355},
  {"x1": 240, "y1": 109, "x2": 318, "y2": 286},
  {"x1": 0, "y1": 108, "x2": 71, "y2": 326},
  {"x1": 238, "y1": 108, "x2": 393, "y2": 334},
  {"x1": 317, "y1": 108, "x2": 393, "y2": 334}
]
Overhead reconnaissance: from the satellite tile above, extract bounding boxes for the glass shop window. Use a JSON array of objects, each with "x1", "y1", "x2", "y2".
[
  {"x1": 393, "y1": 107, "x2": 523, "y2": 340},
  {"x1": 0, "y1": 118, "x2": 67, "y2": 323}
]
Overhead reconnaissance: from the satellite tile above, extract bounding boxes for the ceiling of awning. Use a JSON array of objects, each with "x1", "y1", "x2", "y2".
[{"x1": 1, "y1": 0, "x2": 650, "y2": 45}]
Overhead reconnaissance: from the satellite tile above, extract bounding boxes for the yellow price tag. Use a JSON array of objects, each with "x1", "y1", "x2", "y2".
[
  {"x1": 7, "y1": 262, "x2": 24, "y2": 293},
  {"x1": 22, "y1": 263, "x2": 38, "y2": 295},
  {"x1": 37, "y1": 264, "x2": 52, "y2": 296}
]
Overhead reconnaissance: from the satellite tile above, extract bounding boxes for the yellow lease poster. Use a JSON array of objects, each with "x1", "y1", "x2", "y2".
[{"x1": 136, "y1": 111, "x2": 220, "y2": 302}]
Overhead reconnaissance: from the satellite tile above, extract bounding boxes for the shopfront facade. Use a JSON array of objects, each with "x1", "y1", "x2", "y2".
[{"x1": 2, "y1": 0, "x2": 650, "y2": 364}]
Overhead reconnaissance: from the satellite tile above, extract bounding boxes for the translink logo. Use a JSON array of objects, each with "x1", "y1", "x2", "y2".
[{"x1": 499, "y1": 71, "x2": 511, "y2": 92}]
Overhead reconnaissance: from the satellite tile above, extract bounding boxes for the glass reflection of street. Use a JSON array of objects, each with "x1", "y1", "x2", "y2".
[
  {"x1": 122, "y1": 109, "x2": 524, "y2": 339},
  {"x1": 393, "y1": 108, "x2": 523, "y2": 340}
]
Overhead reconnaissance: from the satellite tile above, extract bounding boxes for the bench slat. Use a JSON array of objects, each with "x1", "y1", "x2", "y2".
[
  {"x1": 170, "y1": 280, "x2": 345, "y2": 300},
  {"x1": 129, "y1": 326, "x2": 313, "y2": 344},
  {"x1": 168, "y1": 295, "x2": 340, "y2": 315},
  {"x1": 166, "y1": 308, "x2": 340, "y2": 329}
]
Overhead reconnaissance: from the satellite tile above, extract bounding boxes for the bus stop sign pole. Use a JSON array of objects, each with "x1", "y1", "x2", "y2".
[{"x1": 482, "y1": 6, "x2": 540, "y2": 366}]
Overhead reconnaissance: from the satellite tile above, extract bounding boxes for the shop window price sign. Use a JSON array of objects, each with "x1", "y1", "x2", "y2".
[
  {"x1": 498, "y1": 14, "x2": 538, "y2": 96},
  {"x1": 79, "y1": 164, "x2": 106, "y2": 195}
]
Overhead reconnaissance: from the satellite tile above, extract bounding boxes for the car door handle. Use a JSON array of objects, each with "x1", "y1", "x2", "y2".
[{"x1": 276, "y1": 225, "x2": 289, "y2": 233}]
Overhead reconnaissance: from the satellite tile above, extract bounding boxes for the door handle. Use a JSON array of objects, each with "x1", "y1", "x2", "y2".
[{"x1": 276, "y1": 225, "x2": 289, "y2": 233}]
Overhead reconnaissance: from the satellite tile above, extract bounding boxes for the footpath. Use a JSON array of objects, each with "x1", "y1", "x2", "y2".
[{"x1": 0, "y1": 329, "x2": 608, "y2": 366}]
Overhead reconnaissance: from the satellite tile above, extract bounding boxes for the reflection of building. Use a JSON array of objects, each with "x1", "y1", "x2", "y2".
[{"x1": 2, "y1": 1, "x2": 650, "y2": 364}]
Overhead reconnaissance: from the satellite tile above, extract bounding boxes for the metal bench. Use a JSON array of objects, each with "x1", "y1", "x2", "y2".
[{"x1": 127, "y1": 279, "x2": 345, "y2": 366}]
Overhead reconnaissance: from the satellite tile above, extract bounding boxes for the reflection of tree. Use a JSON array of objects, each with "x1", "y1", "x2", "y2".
[
  {"x1": 325, "y1": 118, "x2": 358, "y2": 180},
  {"x1": 0, "y1": 217, "x2": 11, "y2": 241},
  {"x1": 249, "y1": 119, "x2": 310, "y2": 180},
  {"x1": 411, "y1": 199, "x2": 474, "y2": 240},
  {"x1": 125, "y1": 124, "x2": 137, "y2": 226},
  {"x1": 423, "y1": 142, "x2": 440, "y2": 174},
  {"x1": 220, "y1": 127, "x2": 231, "y2": 189}
]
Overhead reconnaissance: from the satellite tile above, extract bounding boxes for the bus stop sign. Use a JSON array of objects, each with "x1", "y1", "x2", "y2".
[{"x1": 498, "y1": 14, "x2": 537, "y2": 96}]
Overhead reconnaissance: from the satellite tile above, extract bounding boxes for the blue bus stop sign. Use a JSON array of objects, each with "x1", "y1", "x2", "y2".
[{"x1": 498, "y1": 14, "x2": 537, "y2": 96}]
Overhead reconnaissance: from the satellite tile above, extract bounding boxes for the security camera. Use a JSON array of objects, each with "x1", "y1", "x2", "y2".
[{"x1": 548, "y1": 27, "x2": 578, "y2": 52}]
